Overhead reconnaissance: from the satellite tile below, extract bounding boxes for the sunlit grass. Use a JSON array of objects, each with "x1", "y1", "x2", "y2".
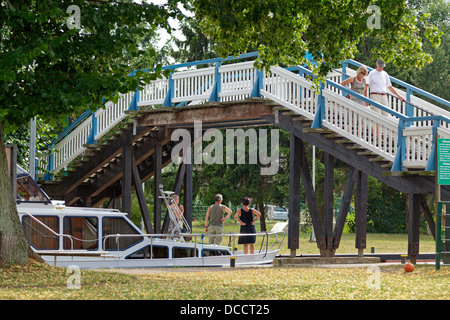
[
  {"x1": 192, "y1": 220, "x2": 437, "y2": 255},
  {"x1": 0, "y1": 262, "x2": 448, "y2": 300},
  {"x1": 0, "y1": 224, "x2": 443, "y2": 300}
]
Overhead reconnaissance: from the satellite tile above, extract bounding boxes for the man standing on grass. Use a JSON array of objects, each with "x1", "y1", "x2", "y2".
[{"x1": 205, "y1": 194, "x2": 233, "y2": 245}]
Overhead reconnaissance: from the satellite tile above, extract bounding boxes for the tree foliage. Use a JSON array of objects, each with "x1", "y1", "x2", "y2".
[
  {"x1": 354, "y1": 0, "x2": 449, "y2": 101},
  {"x1": 0, "y1": 0, "x2": 183, "y2": 132},
  {"x1": 0, "y1": 0, "x2": 183, "y2": 265},
  {"x1": 192, "y1": 0, "x2": 444, "y2": 83}
]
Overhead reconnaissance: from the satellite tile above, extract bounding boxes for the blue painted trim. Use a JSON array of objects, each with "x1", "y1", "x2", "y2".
[
  {"x1": 405, "y1": 88, "x2": 414, "y2": 128},
  {"x1": 43, "y1": 143, "x2": 54, "y2": 181},
  {"x1": 135, "y1": 52, "x2": 260, "y2": 75},
  {"x1": 391, "y1": 119, "x2": 406, "y2": 172},
  {"x1": 341, "y1": 61, "x2": 349, "y2": 95},
  {"x1": 311, "y1": 82, "x2": 326, "y2": 128},
  {"x1": 209, "y1": 61, "x2": 222, "y2": 102},
  {"x1": 162, "y1": 74, "x2": 173, "y2": 107},
  {"x1": 425, "y1": 120, "x2": 440, "y2": 171},
  {"x1": 52, "y1": 110, "x2": 92, "y2": 145},
  {"x1": 86, "y1": 112, "x2": 97, "y2": 144},
  {"x1": 250, "y1": 69, "x2": 264, "y2": 98},
  {"x1": 128, "y1": 90, "x2": 140, "y2": 111}
]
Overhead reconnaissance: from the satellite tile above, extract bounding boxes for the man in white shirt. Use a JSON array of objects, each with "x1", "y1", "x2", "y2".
[{"x1": 364, "y1": 58, "x2": 405, "y2": 116}]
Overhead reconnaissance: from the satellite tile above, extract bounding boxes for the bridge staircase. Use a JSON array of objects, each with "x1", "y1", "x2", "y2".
[{"x1": 37, "y1": 52, "x2": 450, "y2": 261}]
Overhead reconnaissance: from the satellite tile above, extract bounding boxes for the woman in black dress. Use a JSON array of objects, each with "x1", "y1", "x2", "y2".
[{"x1": 234, "y1": 197, "x2": 261, "y2": 254}]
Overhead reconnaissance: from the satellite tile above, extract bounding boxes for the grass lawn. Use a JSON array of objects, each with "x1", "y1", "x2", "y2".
[
  {"x1": 0, "y1": 221, "x2": 445, "y2": 300},
  {"x1": 0, "y1": 261, "x2": 448, "y2": 300},
  {"x1": 192, "y1": 220, "x2": 437, "y2": 255}
]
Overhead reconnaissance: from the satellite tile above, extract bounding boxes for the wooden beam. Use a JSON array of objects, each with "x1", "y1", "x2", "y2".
[
  {"x1": 136, "y1": 102, "x2": 274, "y2": 127},
  {"x1": 288, "y1": 131, "x2": 301, "y2": 256},
  {"x1": 420, "y1": 195, "x2": 436, "y2": 240},
  {"x1": 333, "y1": 167, "x2": 357, "y2": 249},
  {"x1": 408, "y1": 194, "x2": 421, "y2": 264},
  {"x1": 184, "y1": 162, "x2": 193, "y2": 231},
  {"x1": 41, "y1": 125, "x2": 154, "y2": 197},
  {"x1": 132, "y1": 157, "x2": 154, "y2": 234},
  {"x1": 355, "y1": 170, "x2": 368, "y2": 256},
  {"x1": 298, "y1": 138, "x2": 325, "y2": 249},
  {"x1": 153, "y1": 144, "x2": 162, "y2": 233},
  {"x1": 62, "y1": 129, "x2": 170, "y2": 204},
  {"x1": 324, "y1": 153, "x2": 334, "y2": 250},
  {"x1": 263, "y1": 113, "x2": 443, "y2": 195},
  {"x1": 121, "y1": 140, "x2": 132, "y2": 216}
]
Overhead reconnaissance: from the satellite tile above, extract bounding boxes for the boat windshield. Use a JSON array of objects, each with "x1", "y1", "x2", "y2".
[
  {"x1": 103, "y1": 217, "x2": 143, "y2": 250},
  {"x1": 16, "y1": 174, "x2": 51, "y2": 203}
]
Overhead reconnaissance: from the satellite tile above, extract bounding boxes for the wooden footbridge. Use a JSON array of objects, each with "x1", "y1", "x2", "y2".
[{"x1": 37, "y1": 52, "x2": 450, "y2": 262}]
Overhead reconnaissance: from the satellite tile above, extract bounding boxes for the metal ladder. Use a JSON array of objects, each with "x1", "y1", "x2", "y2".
[{"x1": 159, "y1": 187, "x2": 191, "y2": 238}]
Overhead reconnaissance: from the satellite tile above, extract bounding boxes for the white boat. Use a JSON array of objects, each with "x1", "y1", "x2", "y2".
[{"x1": 15, "y1": 166, "x2": 284, "y2": 269}]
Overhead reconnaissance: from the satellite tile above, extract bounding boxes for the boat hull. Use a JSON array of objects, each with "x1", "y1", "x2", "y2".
[{"x1": 40, "y1": 250, "x2": 279, "y2": 269}]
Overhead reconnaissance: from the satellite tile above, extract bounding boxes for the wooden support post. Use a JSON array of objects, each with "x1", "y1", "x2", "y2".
[
  {"x1": 121, "y1": 141, "x2": 132, "y2": 216},
  {"x1": 324, "y1": 153, "x2": 334, "y2": 253},
  {"x1": 408, "y1": 194, "x2": 421, "y2": 264},
  {"x1": 420, "y1": 195, "x2": 436, "y2": 240},
  {"x1": 184, "y1": 162, "x2": 193, "y2": 231},
  {"x1": 131, "y1": 158, "x2": 154, "y2": 234},
  {"x1": 298, "y1": 139, "x2": 325, "y2": 250},
  {"x1": 355, "y1": 170, "x2": 368, "y2": 256},
  {"x1": 153, "y1": 144, "x2": 162, "y2": 233},
  {"x1": 333, "y1": 167, "x2": 357, "y2": 249},
  {"x1": 288, "y1": 132, "x2": 301, "y2": 257}
]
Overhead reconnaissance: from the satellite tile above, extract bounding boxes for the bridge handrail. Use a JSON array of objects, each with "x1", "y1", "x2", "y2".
[
  {"x1": 49, "y1": 52, "x2": 260, "y2": 146},
  {"x1": 289, "y1": 63, "x2": 450, "y2": 127},
  {"x1": 102, "y1": 230, "x2": 285, "y2": 255},
  {"x1": 38, "y1": 53, "x2": 260, "y2": 177},
  {"x1": 38, "y1": 52, "x2": 450, "y2": 177},
  {"x1": 343, "y1": 59, "x2": 450, "y2": 109},
  {"x1": 274, "y1": 64, "x2": 450, "y2": 171}
]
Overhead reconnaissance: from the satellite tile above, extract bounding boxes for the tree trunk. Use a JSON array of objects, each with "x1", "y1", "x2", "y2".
[
  {"x1": 0, "y1": 122, "x2": 33, "y2": 265},
  {"x1": 257, "y1": 198, "x2": 266, "y2": 232}
]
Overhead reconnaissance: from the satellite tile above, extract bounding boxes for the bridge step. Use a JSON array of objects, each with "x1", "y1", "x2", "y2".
[
  {"x1": 302, "y1": 128, "x2": 333, "y2": 134},
  {"x1": 383, "y1": 170, "x2": 435, "y2": 177}
]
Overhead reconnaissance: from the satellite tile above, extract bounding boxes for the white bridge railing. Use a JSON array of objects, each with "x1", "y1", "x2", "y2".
[{"x1": 38, "y1": 53, "x2": 450, "y2": 179}]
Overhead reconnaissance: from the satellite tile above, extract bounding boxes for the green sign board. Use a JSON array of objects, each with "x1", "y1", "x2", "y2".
[{"x1": 437, "y1": 139, "x2": 450, "y2": 185}]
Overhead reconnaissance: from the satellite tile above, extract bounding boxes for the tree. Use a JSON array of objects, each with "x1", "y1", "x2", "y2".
[
  {"x1": 170, "y1": 14, "x2": 219, "y2": 63},
  {"x1": 192, "y1": 0, "x2": 444, "y2": 83},
  {"x1": 354, "y1": 0, "x2": 449, "y2": 101},
  {"x1": 193, "y1": 126, "x2": 288, "y2": 231},
  {"x1": 0, "y1": 0, "x2": 183, "y2": 265}
]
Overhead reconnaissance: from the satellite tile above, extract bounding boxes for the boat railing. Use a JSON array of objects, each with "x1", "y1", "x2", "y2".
[
  {"x1": 19, "y1": 211, "x2": 74, "y2": 250},
  {"x1": 102, "y1": 231, "x2": 285, "y2": 257}
]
